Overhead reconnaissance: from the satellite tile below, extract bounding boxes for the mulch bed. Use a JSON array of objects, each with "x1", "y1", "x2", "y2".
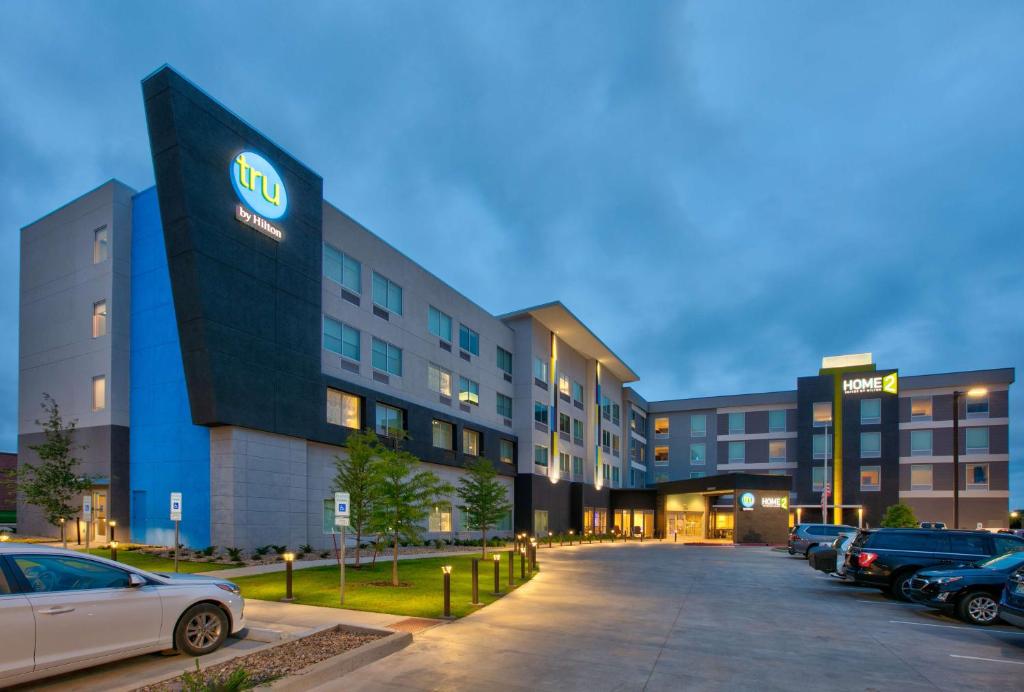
[{"x1": 136, "y1": 628, "x2": 385, "y2": 691}]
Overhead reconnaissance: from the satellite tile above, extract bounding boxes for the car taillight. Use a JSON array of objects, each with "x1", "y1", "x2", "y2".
[
  {"x1": 789, "y1": 534, "x2": 798, "y2": 542},
  {"x1": 858, "y1": 552, "x2": 878, "y2": 568}
]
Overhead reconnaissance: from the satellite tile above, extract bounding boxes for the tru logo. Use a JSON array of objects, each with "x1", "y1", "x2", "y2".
[{"x1": 230, "y1": 151, "x2": 288, "y2": 219}]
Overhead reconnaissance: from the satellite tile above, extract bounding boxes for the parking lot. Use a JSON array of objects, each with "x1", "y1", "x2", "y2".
[{"x1": 337, "y1": 541, "x2": 1024, "y2": 691}]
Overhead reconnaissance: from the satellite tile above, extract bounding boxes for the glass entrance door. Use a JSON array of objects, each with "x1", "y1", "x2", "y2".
[{"x1": 93, "y1": 491, "x2": 108, "y2": 541}]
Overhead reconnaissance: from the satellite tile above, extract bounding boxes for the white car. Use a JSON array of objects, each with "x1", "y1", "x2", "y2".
[{"x1": 0, "y1": 544, "x2": 244, "y2": 687}]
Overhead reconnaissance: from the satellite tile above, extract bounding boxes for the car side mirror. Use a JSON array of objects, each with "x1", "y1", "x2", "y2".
[{"x1": 128, "y1": 573, "x2": 146, "y2": 588}]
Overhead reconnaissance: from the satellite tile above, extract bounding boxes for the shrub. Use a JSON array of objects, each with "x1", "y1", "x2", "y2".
[
  {"x1": 201, "y1": 545, "x2": 217, "y2": 557},
  {"x1": 880, "y1": 503, "x2": 918, "y2": 528},
  {"x1": 181, "y1": 659, "x2": 253, "y2": 692},
  {"x1": 226, "y1": 547, "x2": 243, "y2": 562},
  {"x1": 433, "y1": 539, "x2": 445, "y2": 549},
  {"x1": 298, "y1": 543, "x2": 314, "y2": 555},
  {"x1": 271, "y1": 544, "x2": 288, "y2": 556},
  {"x1": 319, "y1": 550, "x2": 331, "y2": 559},
  {"x1": 253, "y1": 545, "x2": 270, "y2": 557}
]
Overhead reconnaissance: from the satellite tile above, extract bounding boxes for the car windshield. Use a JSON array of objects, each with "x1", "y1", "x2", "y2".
[{"x1": 976, "y1": 552, "x2": 1024, "y2": 571}]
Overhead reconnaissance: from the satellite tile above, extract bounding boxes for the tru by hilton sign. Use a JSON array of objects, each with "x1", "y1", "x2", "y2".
[{"x1": 843, "y1": 372, "x2": 898, "y2": 396}]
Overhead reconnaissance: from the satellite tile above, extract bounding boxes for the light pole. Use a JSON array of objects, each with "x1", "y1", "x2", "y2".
[{"x1": 952, "y1": 387, "x2": 988, "y2": 529}]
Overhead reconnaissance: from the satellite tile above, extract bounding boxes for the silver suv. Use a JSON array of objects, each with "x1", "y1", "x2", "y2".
[{"x1": 788, "y1": 523, "x2": 859, "y2": 557}]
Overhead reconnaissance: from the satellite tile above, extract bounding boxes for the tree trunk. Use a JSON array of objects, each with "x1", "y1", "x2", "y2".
[
  {"x1": 481, "y1": 528, "x2": 487, "y2": 558},
  {"x1": 371, "y1": 534, "x2": 381, "y2": 567},
  {"x1": 392, "y1": 535, "x2": 400, "y2": 586},
  {"x1": 354, "y1": 527, "x2": 362, "y2": 568}
]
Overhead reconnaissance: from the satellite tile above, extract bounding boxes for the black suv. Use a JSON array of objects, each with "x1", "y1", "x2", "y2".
[{"x1": 846, "y1": 529, "x2": 1024, "y2": 601}]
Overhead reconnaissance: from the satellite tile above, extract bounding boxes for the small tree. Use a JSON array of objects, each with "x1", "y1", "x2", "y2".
[
  {"x1": 880, "y1": 503, "x2": 918, "y2": 528},
  {"x1": 368, "y1": 445, "x2": 453, "y2": 586},
  {"x1": 332, "y1": 429, "x2": 382, "y2": 568},
  {"x1": 20, "y1": 394, "x2": 92, "y2": 531},
  {"x1": 457, "y1": 457, "x2": 513, "y2": 557}
]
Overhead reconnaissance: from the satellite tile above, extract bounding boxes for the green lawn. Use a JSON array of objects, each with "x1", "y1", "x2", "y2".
[
  {"x1": 87, "y1": 548, "x2": 231, "y2": 574},
  {"x1": 233, "y1": 551, "x2": 534, "y2": 618}
]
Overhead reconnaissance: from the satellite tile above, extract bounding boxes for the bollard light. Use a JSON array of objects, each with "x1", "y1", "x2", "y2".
[
  {"x1": 520, "y1": 546, "x2": 526, "y2": 579},
  {"x1": 548, "y1": 531, "x2": 553, "y2": 548},
  {"x1": 441, "y1": 565, "x2": 453, "y2": 618},
  {"x1": 508, "y1": 548, "x2": 515, "y2": 587},
  {"x1": 109, "y1": 519, "x2": 117, "y2": 543},
  {"x1": 110, "y1": 540, "x2": 119, "y2": 562},
  {"x1": 568, "y1": 529, "x2": 574, "y2": 546},
  {"x1": 282, "y1": 552, "x2": 296, "y2": 602},
  {"x1": 492, "y1": 553, "x2": 501, "y2": 595},
  {"x1": 471, "y1": 558, "x2": 480, "y2": 605},
  {"x1": 0, "y1": 532, "x2": 9, "y2": 543}
]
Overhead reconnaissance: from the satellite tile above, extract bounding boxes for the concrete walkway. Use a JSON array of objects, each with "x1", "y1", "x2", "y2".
[{"x1": 205, "y1": 548, "x2": 505, "y2": 578}]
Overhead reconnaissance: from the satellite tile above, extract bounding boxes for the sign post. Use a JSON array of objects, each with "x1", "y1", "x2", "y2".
[
  {"x1": 82, "y1": 496, "x2": 92, "y2": 552},
  {"x1": 170, "y1": 493, "x2": 182, "y2": 573},
  {"x1": 334, "y1": 492, "x2": 350, "y2": 606}
]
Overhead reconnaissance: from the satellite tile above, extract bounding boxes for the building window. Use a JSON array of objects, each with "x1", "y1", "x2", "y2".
[
  {"x1": 813, "y1": 402, "x2": 832, "y2": 427},
  {"x1": 966, "y1": 397, "x2": 989, "y2": 419},
  {"x1": 910, "y1": 430, "x2": 932, "y2": 456},
  {"x1": 496, "y1": 393, "x2": 512, "y2": 418},
  {"x1": 965, "y1": 427, "x2": 989, "y2": 454},
  {"x1": 654, "y1": 418, "x2": 670, "y2": 437},
  {"x1": 428, "y1": 507, "x2": 452, "y2": 532},
  {"x1": 558, "y1": 374, "x2": 571, "y2": 398},
  {"x1": 655, "y1": 473, "x2": 669, "y2": 483},
  {"x1": 558, "y1": 412, "x2": 570, "y2": 435},
  {"x1": 534, "y1": 509, "x2": 549, "y2": 535},
  {"x1": 689, "y1": 472, "x2": 705, "y2": 479},
  {"x1": 654, "y1": 446, "x2": 669, "y2": 465},
  {"x1": 910, "y1": 464, "x2": 933, "y2": 491},
  {"x1": 534, "y1": 444, "x2": 548, "y2": 467},
  {"x1": 572, "y1": 455, "x2": 584, "y2": 477},
  {"x1": 811, "y1": 466, "x2": 833, "y2": 493},
  {"x1": 499, "y1": 439, "x2": 514, "y2": 464},
  {"x1": 323, "y1": 243, "x2": 361, "y2": 293},
  {"x1": 813, "y1": 433, "x2": 830, "y2": 459},
  {"x1": 860, "y1": 398, "x2": 881, "y2": 425},
  {"x1": 559, "y1": 452, "x2": 570, "y2": 474},
  {"x1": 632, "y1": 440, "x2": 647, "y2": 462},
  {"x1": 768, "y1": 409, "x2": 786, "y2": 432},
  {"x1": 428, "y1": 306, "x2": 452, "y2": 343},
  {"x1": 91, "y1": 375, "x2": 106, "y2": 411},
  {"x1": 573, "y1": 419, "x2": 584, "y2": 445},
  {"x1": 375, "y1": 404, "x2": 403, "y2": 437},
  {"x1": 728, "y1": 441, "x2": 745, "y2": 463},
  {"x1": 463, "y1": 429, "x2": 480, "y2": 456},
  {"x1": 966, "y1": 463, "x2": 989, "y2": 491},
  {"x1": 327, "y1": 388, "x2": 360, "y2": 429},
  {"x1": 534, "y1": 401, "x2": 548, "y2": 426},
  {"x1": 458, "y1": 377, "x2": 479, "y2": 405},
  {"x1": 572, "y1": 380, "x2": 584, "y2": 404},
  {"x1": 92, "y1": 300, "x2": 108, "y2": 338},
  {"x1": 690, "y1": 415, "x2": 705, "y2": 437},
  {"x1": 533, "y1": 357, "x2": 548, "y2": 382},
  {"x1": 631, "y1": 409, "x2": 647, "y2": 433},
  {"x1": 324, "y1": 317, "x2": 360, "y2": 361},
  {"x1": 911, "y1": 396, "x2": 933, "y2": 420},
  {"x1": 769, "y1": 439, "x2": 786, "y2": 462},
  {"x1": 611, "y1": 434, "x2": 620, "y2": 457},
  {"x1": 458, "y1": 324, "x2": 479, "y2": 355},
  {"x1": 371, "y1": 338, "x2": 402, "y2": 376},
  {"x1": 860, "y1": 432, "x2": 881, "y2": 458},
  {"x1": 371, "y1": 272, "x2": 403, "y2": 314},
  {"x1": 612, "y1": 404, "x2": 620, "y2": 426},
  {"x1": 428, "y1": 363, "x2": 452, "y2": 397},
  {"x1": 860, "y1": 466, "x2": 881, "y2": 492},
  {"x1": 612, "y1": 466, "x2": 620, "y2": 487},
  {"x1": 93, "y1": 226, "x2": 109, "y2": 264},
  {"x1": 690, "y1": 443, "x2": 706, "y2": 465},
  {"x1": 601, "y1": 396, "x2": 611, "y2": 420},
  {"x1": 602, "y1": 464, "x2": 610, "y2": 481},
  {"x1": 497, "y1": 346, "x2": 513, "y2": 375},
  {"x1": 432, "y1": 420, "x2": 453, "y2": 450},
  {"x1": 728, "y1": 412, "x2": 745, "y2": 434},
  {"x1": 601, "y1": 430, "x2": 611, "y2": 450}
]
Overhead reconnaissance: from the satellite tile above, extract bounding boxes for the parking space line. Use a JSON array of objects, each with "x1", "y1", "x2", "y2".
[
  {"x1": 950, "y1": 654, "x2": 1024, "y2": 666},
  {"x1": 889, "y1": 619, "x2": 1024, "y2": 635},
  {"x1": 856, "y1": 599, "x2": 920, "y2": 606}
]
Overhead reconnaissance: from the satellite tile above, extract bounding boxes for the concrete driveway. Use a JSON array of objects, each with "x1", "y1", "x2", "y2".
[{"x1": 328, "y1": 541, "x2": 1024, "y2": 691}]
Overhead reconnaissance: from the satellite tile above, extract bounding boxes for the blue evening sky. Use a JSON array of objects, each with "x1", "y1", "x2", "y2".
[{"x1": 1, "y1": 2, "x2": 1021, "y2": 506}]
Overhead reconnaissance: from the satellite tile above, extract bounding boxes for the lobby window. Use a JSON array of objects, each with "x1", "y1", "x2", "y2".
[
  {"x1": 860, "y1": 466, "x2": 881, "y2": 492},
  {"x1": 910, "y1": 429, "x2": 932, "y2": 456},
  {"x1": 496, "y1": 393, "x2": 512, "y2": 419},
  {"x1": 428, "y1": 306, "x2": 453, "y2": 343},
  {"x1": 428, "y1": 507, "x2": 452, "y2": 532},
  {"x1": 728, "y1": 412, "x2": 745, "y2": 434},
  {"x1": 690, "y1": 443, "x2": 706, "y2": 466},
  {"x1": 612, "y1": 434, "x2": 620, "y2": 457},
  {"x1": 768, "y1": 409, "x2": 786, "y2": 433},
  {"x1": 728, "y1": 441, "x2": 745, "y2": 462},
  {"x1": 689, "y1": 472, "x2": 705, "y2": 479},
  {"x1": 323, "y1": 243, "x2": 361, "y2": 293},
  {"x1": 910, "y1": 464, "x2": 933, "y2": 491},
  {"x1": 769, "y1": 439, "x2": 786, "y2": 462},
  {"x1": 458, "y1": 324, "x2": 479, "y2": 355},
  {"x1": 572, "y1": 380, "x2": 584, "y2": 404},
  {"x1": 559, "y1": 452, "x2": 570, "y2": 474},
  {"x1": 496, "y1": 346, "x2": 513, "y2": 375},
  {"x1": 533, "y1": 357, "x2": 548, "y2": 382},
  {"x1": 558, "y1": 374, "x2": 571, "y2": 398},
  {"x1": 572, "y1": 455, "x2": 583, "y2": 477},
  {"x1": 534, "y1": 444, "x2": 548, "y2": 467},
  {"x1": 690, "y1": 415, "x2": 705, "y2": 437},
  {"x1": 92, "y1": 300, "x2": 108, "y2": 338},
  {"x1": 326, "y1": 388, "x2": 360, "y2": 429},
  {"x1": 612, "y1": 403, "x2": 621, "y2": 426},
  {"x1": 92, "y1": 226, "x2": 109, "y2": 264},
  {"x1": 371, "y1": 338, "x2": 402, "y2": 376},
  {"x1": 558, "y1": 412, "x2": 570, "y2": 435},
  {"x1": 813, "y1": 402, "x2": 832, "y2": 427},
  {"x1": 458, "y1": 377, "x2": 479, "y2": 405},
  {"x1": 966, "y1": 463, "x2": 989, "y2": 491},
  {"x1": 813, "y1": 433, "x2": 831, "y2": 459},
  {"x1": 499, "y1": 439, "x2": 514, "y2": 464},
  {"x1": 91, "y1": 375, "x2": 106, "y2": 411},
  {"x1": 811, "y1": 466, "x2": 833, "y2": 493},
  {"x1": 911, "y1": 396, "x2": 933, "y2": 420},
  {"x1": 966, "y1": 396, "x2": 989, "y2": 419},
  {"x1": 463, "y1": 429, "x2": 481, "y2": 456},
  {"x1": 966, "y1": 427, "x2": 989, "y2": 454},
  {"x1": 371, "y1": 272, "x2": 403, "y2": 315},
  {"x1": 534, "y1": 401, "x2": 548, "y2": 426},
  {"x1": 654, "y1": 417, "x2": 670, "y2": 438},
  {"x1": 654, "y1": 446, "x2": 669, "y2": 465},
  {"x1": 860, "y1": 398, "x2": 881, "y2": 425},
  {"x1": 432, "y1": 420, "x2": 454, "y2": 450},
  {"x1": 573, "y1": 419, "x2": 584, "y2": 445},
  {"x1": 428, "y1": 363, "x2": 452, "y2": 397},
  {"x1": 324, "y1": 317, "x2": 360, "y2": 361},
  {"x1": 860, "y1": 432, "x2": 881, "y2": 458},
  {"x1": 375, "y1": 404, "x2": 404, "y2": 437}
]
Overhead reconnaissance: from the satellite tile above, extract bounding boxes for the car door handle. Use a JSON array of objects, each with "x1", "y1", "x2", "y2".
[{"x1": 38, "y1": 607, "x2": 75, "y2": 615}]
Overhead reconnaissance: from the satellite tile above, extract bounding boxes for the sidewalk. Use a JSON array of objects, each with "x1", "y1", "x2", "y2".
[{"x1": 204, "y1": 548, "x2": 508, "y2": 578}]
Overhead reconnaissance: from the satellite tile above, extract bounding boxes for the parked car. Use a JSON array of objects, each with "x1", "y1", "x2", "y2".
[
  {"x1": 907, "y1": 550, "x2": 1024, "y2": 625},
  {"x1": 999, "y1": 566, "x2": 1024, "y2": 629},
  {"x1": 788, "y1": 524, "x2": 859, "y2": 557},
  {"x1": 0, "y1": 544, "x2": 245, "y2": 687},
  {"x1": 809, "y1": 532, "x2": 858, "y2": 578},
  {"x1": 846, "y1": 528, "x2": 1024, "y2": 601}
]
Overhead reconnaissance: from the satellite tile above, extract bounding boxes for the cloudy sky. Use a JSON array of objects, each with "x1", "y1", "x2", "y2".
[{"x1": 2, "y1": 2, "x2": 1021, "y2": 505}]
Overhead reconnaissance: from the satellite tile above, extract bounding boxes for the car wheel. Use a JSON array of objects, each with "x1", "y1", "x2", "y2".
[
  {"x1": 788, "y1": 547, "x2": 795, "y2": 555},
  {"x1": 891, "y1": 572, "x2": 915, "y2": 601},
  {"x1": 805, "y1": 545, "x2": 816, "y2": 559},
  {"x1": 175, "y1": 603, "x2": 229, "y2": 656},
  {"x1": 957, "y1": 591, "x2": 1000, "y2": 626}
]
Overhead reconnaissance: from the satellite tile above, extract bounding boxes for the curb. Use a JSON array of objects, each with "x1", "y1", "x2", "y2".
[{"x1": 265, "y1": 626, "x2": 412, "y2": 690}]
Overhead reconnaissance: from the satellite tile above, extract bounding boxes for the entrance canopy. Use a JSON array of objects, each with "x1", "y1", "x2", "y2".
[{"x1": 651, "y1": 472, "x2": 791, "y2": 496}]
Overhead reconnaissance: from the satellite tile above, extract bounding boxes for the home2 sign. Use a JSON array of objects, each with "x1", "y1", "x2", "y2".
[
  {"x1": 843, "y1": 372, "x2": 898, "y2": 396},
  {"x1": 231, "y1": 151, "x2": 286, "y2": 241}
]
